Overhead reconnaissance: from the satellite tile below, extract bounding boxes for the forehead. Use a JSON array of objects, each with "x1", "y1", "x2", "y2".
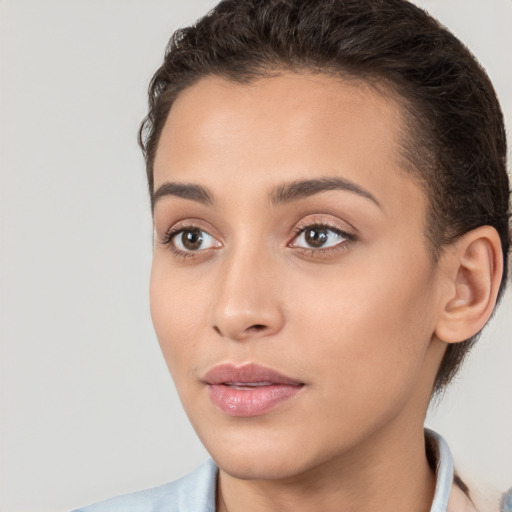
[{"x1": 153, "y1": 72, "x2": 424, "y2": 218}]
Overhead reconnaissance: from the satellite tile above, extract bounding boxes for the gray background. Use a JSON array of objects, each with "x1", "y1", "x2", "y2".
[{"x1": 0, "y1": 1, "x2": 510, "y2": 511}]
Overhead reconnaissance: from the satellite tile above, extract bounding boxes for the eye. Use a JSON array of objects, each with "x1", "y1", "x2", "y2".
[
  {"x1": 169, "y1": 227, "x2": 219, "y2": 253},
  {"x1": 291, "y1": 224, "x2": 350, "y2": 250}
]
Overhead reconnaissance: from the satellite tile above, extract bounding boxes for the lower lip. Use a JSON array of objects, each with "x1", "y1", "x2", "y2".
[{"x1": 207, "y1": 383, "x2": 303, "y2": 417}]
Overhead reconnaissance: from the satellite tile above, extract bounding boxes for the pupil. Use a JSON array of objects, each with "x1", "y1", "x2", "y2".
[
  {"x1": 183, "y1": 229, "x2": 203, "y2": 250},
  {"x1": 305, "y1": 228, "x2": 328, "y2": 248}
]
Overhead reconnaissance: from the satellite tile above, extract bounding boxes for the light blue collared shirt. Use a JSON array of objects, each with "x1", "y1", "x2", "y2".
[{"x1": 73, "y1": 429, "x2": 454, "y2": 512}]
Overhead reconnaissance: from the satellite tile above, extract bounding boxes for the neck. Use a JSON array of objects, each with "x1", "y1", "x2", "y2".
[{"x1": 216, "y1": 422, "x2": 436, "y2": 512}]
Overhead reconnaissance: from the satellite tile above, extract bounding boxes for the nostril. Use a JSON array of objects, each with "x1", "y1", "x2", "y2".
[
  {"x1": 212, "y1": 323, "x2": 267, "y2": 339},
  {"x1": 249, "y1": 324, "x2": 266, "y2": 332}
]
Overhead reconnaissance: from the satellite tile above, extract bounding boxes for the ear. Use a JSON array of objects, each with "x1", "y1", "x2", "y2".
[{"x1": 435, "y1": 226, "x2": 503, "y2": 343}]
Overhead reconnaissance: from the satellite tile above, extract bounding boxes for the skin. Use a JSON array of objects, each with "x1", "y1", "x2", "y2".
[{"x1": 149, "y1": 73, "x2": 463, "y2": 512}]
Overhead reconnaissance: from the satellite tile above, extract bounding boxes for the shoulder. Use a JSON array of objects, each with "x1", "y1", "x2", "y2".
[
  {"x1": 425, "y1": 429, "x2": 501, "y2": 512},
  {"x1": 451, "y1": 469, "x2": 503, "y2": 512},
  {"x1": 72, "y1": 459, "x2": 218, "y2": 512}
]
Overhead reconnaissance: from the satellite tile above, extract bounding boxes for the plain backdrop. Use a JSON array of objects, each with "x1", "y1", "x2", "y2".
[{"x1": 0, "y1": 1, "x2": 510, "y2": 511}]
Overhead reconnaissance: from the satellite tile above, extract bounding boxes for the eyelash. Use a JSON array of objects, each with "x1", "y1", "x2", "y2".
[
  {"x1": 160, "y1": 223, "x2": 211, "y2": 260},
  {"x1": 290, "y1": 222, "x2": 356, "y2": 255},
  {"x1": 160, "y1": 221, "x2": 356, "y2": 260}
]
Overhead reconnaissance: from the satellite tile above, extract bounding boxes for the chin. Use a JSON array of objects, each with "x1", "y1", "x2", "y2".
[
  {"x1": 194, "y1": 419, "x2": 330, "y2": 481},
  {"x1": 213, "y1": 448, "x2": 312, "y2": 481}
]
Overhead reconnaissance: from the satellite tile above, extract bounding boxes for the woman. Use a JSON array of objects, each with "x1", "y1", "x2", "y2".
[{"x1": 75, "y1": 0, "x2": 510, "y2": 510}]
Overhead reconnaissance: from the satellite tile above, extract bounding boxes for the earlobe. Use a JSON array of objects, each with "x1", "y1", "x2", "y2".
[{"x1": 435, "y1": 226, "x2": 503, "y2": 344}]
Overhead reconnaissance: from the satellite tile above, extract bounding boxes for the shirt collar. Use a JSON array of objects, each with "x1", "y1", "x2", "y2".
[
  {"x1": 188, "y1": 429, "x2": 458, "y2": 512},
  {"x1": 426, "y1": 428, "x2": 455, "y2": 512}
]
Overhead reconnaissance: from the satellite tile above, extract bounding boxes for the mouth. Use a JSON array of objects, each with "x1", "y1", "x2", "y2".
[{"x1": 202, "y1": 363, "x2": 305, "y2": 417}]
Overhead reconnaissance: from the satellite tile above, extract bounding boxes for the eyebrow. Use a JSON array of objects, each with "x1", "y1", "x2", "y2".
[
  {"x1": 270, "y1": 177, "x2": 381, "y2": 208},
  {"x1": 153, "y1": 182, "x2": 213, "y2": 208},
  {"x1": 152, "y1": 176, "x2": 381, "y2": 210}
]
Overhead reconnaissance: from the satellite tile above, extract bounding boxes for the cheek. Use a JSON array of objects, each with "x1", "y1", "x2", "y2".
[
  {"x1": 289, "y1": 248, "x2": 438, "y2": 405},
  {"x1": 149, "y1": 258, "x2": 209, "y2": 376}
]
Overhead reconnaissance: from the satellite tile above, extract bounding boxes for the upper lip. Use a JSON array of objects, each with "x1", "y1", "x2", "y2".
[{"x1": 202, "y1": 363, "x2": 304, "y2": 386}]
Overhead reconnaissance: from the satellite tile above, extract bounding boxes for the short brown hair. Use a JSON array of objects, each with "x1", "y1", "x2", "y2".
[{"x1": 139, "y1": 0, "x2": 510, "y2": 394}]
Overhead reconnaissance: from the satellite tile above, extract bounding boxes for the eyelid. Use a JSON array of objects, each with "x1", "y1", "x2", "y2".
[
  {"x1": 290, "y1": 223, "x2": 353, "y2": 243},
  {"x1": 159, "y1": 221, "x2": 222, "y2": 259},
  {"x1": 157, "y1": 216, "x2": 356, "y2": 260},
  {"x1": 160, "y1": 218, "x2": 219, "y2": 243},
  {"x1": 288, "y1": 218, "x2": 356, "y2": 254},
  {"x1": 173, "y1": 229, "x2": 218, "y2": 252}
]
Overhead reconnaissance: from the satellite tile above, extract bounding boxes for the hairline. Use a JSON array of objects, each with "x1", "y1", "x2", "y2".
[{"x1": 146, "y1": 66, "x2": 443, "y2": 261}]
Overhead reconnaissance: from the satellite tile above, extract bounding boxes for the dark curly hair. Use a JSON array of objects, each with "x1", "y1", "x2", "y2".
[{"x1": 139, "y1": 0, "x2": 510, "y2": 394}]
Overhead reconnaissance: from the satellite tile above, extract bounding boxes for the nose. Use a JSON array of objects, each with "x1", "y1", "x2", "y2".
[{"x1": 211, "y1": 245, "x2": 285, "y2": 341}]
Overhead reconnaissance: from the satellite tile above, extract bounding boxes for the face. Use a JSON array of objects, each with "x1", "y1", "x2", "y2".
[{"x1": 150, "y1": 73, "x2": 445, "y2": 480}]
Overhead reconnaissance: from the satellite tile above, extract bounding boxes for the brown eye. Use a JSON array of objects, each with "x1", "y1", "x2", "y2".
[
  {"x1": 181, "y1": 229, "x2": 203, "y2": 250},
  {"x1": 304, "y1": 227, "x2": 329, "y2": 248},
  {"x1": 171, "y1": 228, "x2": 218, "y2": 252},
  {"x1": 292, "y1": 224, "x2": 349, "y2": 250}
]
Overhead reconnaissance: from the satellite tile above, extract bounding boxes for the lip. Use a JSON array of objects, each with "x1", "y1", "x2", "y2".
[{"x1": 203, "y1": 363, "x2": 304, "y2": 417}]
